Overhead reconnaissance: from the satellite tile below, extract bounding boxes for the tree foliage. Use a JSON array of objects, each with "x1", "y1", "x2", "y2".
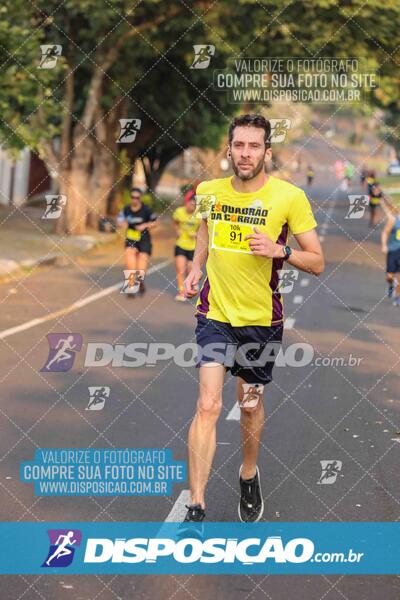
[{"x1": 1, "y1": 0, "x2": 400, "y2": 231}]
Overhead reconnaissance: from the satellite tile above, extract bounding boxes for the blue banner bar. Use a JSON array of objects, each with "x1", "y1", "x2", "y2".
[{"x1": 0, "y1": 522, "x2": 399, "y2": 574}]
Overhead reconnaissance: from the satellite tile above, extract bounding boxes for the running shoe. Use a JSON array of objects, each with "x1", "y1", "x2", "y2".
[
  {"x1": 388, "y1": 281, "x2": 394, "y2": 298},
  {"x1": 238, "y1": 465, "x2": 264, "y2": 522},
  {"x1": 392, "y1": 296, "x2": 400, "y2": 307},
  {"x1": 175, "y1": 291, "x2": 187, "y2": 302},
  {"x1": 178, "y1": 504, "x2": 206, "y2": 539},
  {"x1": 139, "y1": 282, "x2": 146, "y2": 295}
]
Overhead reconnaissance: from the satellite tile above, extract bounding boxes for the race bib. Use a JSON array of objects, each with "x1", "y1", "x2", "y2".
[
  {"x1": 211, "y1": 221, "x2": 254, "y2": 253},
  {"x1": 396, "y1": 229, "x2": 400, "y2": 241},
  {"x1": 126, "y1": 228, "x2": 141, "y2": 242}
]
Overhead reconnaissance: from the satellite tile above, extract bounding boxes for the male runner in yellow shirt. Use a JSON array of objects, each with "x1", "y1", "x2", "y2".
[{"x1": 183, "y1": 114, "x2": 324, "y2": 524}]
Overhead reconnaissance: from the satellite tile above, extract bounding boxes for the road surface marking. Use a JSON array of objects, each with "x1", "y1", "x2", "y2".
[
  {"x1": 226, "y1": 402, "x2": 240, "y2": 421},
  {"x1": 300, "y1": 278, "x2": 310, "y2": 287},
  {"x1": 293, "y1": 295, "x2": 303, "y2": 304},
  {"x1": 165, "y1": 489, "x2": 191, "y2": 521},
  {"x1": 0, "y1": 259, "x2": 171, "y2": 340},
  {"x1": 285, "y1": 317, "x2": 296, "y2": 329}
]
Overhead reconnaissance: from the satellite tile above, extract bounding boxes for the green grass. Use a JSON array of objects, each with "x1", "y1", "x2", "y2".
[
  {"x1": 377, "y1": 175, "x2": 400, "y2": 188},
  {"x1": 387, "y1": 193, "x2": 400, "y2": 209}
]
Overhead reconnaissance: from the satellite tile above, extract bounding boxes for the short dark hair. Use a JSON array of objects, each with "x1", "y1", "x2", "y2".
[
  {"x1": 228, "y1": 114, "x2": 271, "y2": 149},
  {"x1": 131, "y1": 187, "x2": 142, "y2": 195}
]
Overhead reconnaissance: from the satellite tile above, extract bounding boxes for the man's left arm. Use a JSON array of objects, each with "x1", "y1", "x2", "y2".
[
  {"x1": 287, "y1": 229, "x2": 324, "y2": 275},
  {"x1": 246, "y1": 227, "x2": 324, "y2": 276}
]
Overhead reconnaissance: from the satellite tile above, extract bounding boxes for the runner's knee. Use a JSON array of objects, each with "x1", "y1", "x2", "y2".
[{"x1": 197, "y1": 391, "x2": 222, "y2": 418}]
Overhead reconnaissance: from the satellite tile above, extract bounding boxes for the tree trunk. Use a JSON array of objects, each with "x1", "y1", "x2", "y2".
[
  {"x1": 87, "y1": 144, "x2": 117, "y2": 229},
  {"x1": 144, "y1": 165, "x2": 163, "y2": 193},
  {"x1": 58, "y1": 127, "x2": 93, "y2": 234},
  {"x1": 63, "y1": 168, "x2": 91, "y2": 234},
  {"x1": 142, "y1": 156, "x2": 166, "y2": 193}
]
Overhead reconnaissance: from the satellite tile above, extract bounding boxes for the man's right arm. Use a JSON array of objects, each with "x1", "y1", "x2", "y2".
[{"x1": 184, "y1": 218, "x2": 209, "y2": 297}]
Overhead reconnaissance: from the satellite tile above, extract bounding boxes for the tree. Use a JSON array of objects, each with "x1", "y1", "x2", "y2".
[{"x1": 2, "y1": 0, "x2": 400, "y2": 234}]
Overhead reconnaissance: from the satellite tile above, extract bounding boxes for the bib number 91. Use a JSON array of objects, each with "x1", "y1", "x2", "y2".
[{"x1": 211, "y1": 222, "x2": 252, "y2": 253}]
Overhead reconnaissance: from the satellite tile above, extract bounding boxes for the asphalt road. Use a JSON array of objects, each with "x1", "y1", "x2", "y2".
[{"x1": 0, "y1": 175, "x2": 399, "y2": 599}]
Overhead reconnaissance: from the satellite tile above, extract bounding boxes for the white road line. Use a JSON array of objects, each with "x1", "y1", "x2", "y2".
[
  {"x1": 285, "y1": 317, "x2": 296, "y2": 329},
  {"x1": 226, "y1": 402, "x2": 240, "y2": 421},
  {"x1": 164, "y1": 489, "x2": 192, "y2": 522},
  {"x1": 300, "y1": 278, "x2": 310, "y2": 287},
  {"x1": 293, "y1": 295, "x2": 303, "y2": 304},
  {"x1": 0, "y1": 259, "x2": 171, "y2": 340}
]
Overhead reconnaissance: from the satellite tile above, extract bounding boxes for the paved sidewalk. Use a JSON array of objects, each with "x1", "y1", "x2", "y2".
[
  {"x1": 0, "y1": 205, "x2": 119, "y2": 278},
  {"x1": 0, "y1": 204, "x2": 175, "y2": 279}
]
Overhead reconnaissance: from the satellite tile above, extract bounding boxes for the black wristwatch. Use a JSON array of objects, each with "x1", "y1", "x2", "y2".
[{"x1": 282, "y1": 245, "x2": 292, "y2": 261}]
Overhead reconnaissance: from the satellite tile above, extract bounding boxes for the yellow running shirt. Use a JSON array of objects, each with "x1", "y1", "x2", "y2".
[
  {"x1": 173, "y1": 206, "x2": 200, "y2": 251},
  {"x1": 196, "y1": 175, "x2": 317, "y2": 326}
]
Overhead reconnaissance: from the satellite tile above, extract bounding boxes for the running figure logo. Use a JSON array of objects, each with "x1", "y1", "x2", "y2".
[
  {"x1": 317, "y1": 460, "x2": 343, "y2": 484},
  {"x1": 190, "y1": 45, "x2": 215, "y2": 69},
  {"x1": 194, "y1": 194, "x2": 216, "y2": 219},
  {"x1": 277, "y1": 269, "x2": 299, "y2": 294},
  {"x1": 42, "y1": 195, "x2": 67, "y2": 219},
  {"x1": 86, "y1": 386, "x2": 110, "y2": 411},
  {"x1": 38, "y1": 44, "x2": 62, "y2": 69},
  {"x1": 121, "y1": 270, "x2": 145, "y2": 294},
  {"x1": 117, "y1": 118, "x2": 142, "y2": 143},
  {"x1": 346, "y1": 195, "x2": 368, "y2": 219},
  {"x1": 239, "y1": 383, "x2": 264, "y2": 409},
  {"x1": 42, "y1": 529, "x2": 82, "y2": 568},
  {"x1": 41, "y1": 333, "x2": 83, "y2": 372},
  {"x1": 269, "y1": 119, "x2": 291, "y2": 143}
]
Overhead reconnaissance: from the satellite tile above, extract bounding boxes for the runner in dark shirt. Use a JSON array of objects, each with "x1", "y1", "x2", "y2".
[{"x1": 117, "y1": 188, "x2": 158, "y2": 296}]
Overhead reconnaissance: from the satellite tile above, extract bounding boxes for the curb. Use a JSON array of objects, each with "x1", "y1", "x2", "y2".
[{"x1": 0, "y1": 235, "x2": 117, "y2": 282}]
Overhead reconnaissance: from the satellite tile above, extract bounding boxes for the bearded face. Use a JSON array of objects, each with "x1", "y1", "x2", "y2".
[{"x1": 229, "y1": 126, "x2": 269, "y2": 181}]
